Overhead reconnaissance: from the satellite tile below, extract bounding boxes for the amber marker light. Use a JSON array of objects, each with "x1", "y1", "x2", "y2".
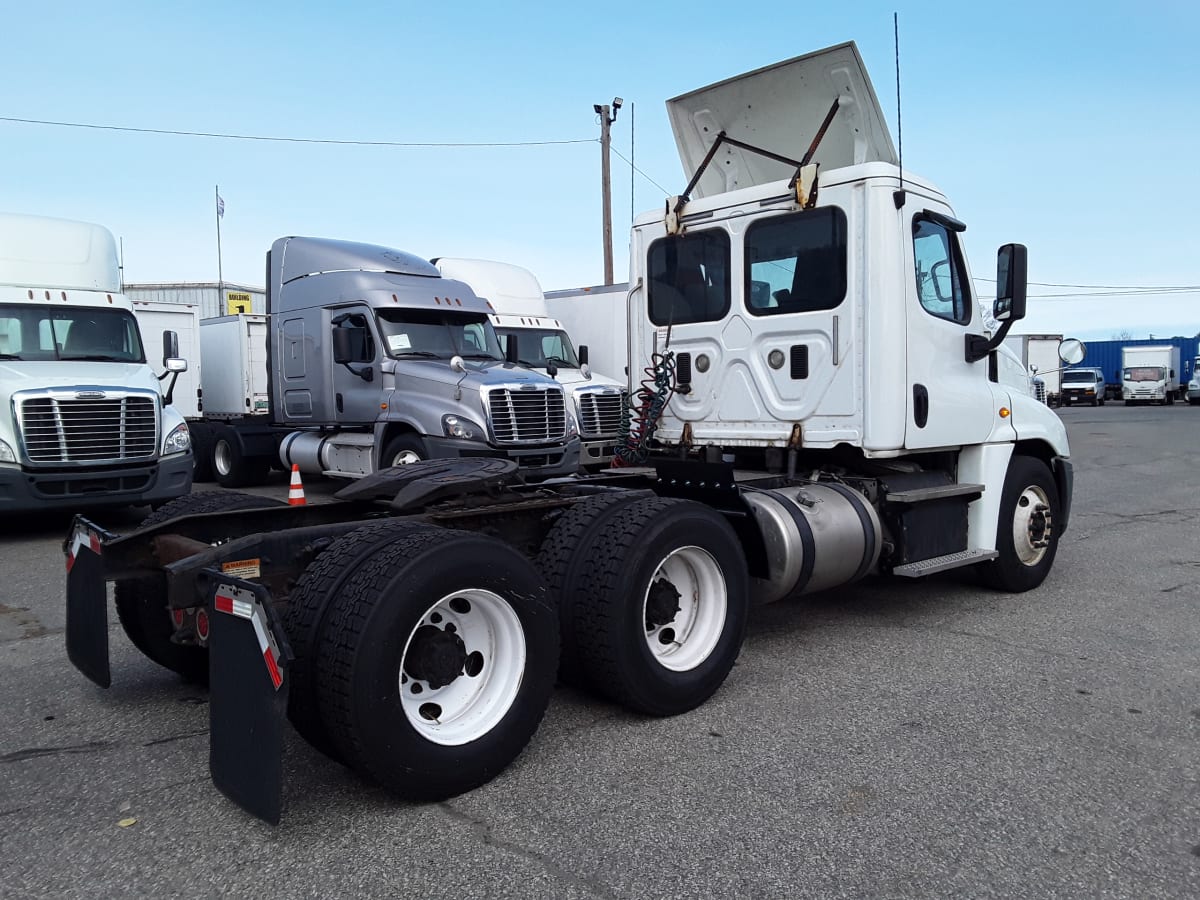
[{"x1": 999, "y1": 407, "x2": 1011, "y2": 418}]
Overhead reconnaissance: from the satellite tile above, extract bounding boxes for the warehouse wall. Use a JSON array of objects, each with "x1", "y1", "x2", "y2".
[{"x1": 124, "y1": 282, "x2": 265, "y2": 320}]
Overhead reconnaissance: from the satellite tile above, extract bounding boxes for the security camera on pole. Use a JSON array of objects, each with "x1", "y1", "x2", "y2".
[{"x1": 594, "y1": 97, "x2": 623, "y2": 286}]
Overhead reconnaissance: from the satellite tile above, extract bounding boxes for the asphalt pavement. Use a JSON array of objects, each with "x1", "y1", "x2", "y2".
[{"x1": 1, "y1": 404, "x2": 1198, "y2": 898}]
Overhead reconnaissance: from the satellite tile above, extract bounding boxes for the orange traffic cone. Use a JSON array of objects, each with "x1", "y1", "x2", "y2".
[{"x1": 288, "y1": 464, "x2": 307, "y2": 506}]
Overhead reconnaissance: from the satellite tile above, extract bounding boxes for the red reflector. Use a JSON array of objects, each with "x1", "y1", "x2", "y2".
[
  {"x1": 264, "y1": 648, "x2": 282, "y2": 689},
  {"x1": 215, "y1": 594, "x2": 234, "y2": 615},
  {"x1": 196, "y1": 608, "x2": 210, "y2": 640},
  {"x1": 172, "y1": 608, "x2": 185, "y2": 627}
]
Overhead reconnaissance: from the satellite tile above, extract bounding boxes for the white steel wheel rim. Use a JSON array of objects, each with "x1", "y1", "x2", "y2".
[
  {"x1": 1013, "y1": 485, "x2": 1053, "y2": 566},
  {"x1": 641, "y1": 546, "x2": 727, "y2": 672},
  {"x1": 398, "y1": 589, "x2": 526, "y2": 746},
  {"x1": 214, "y1": 441, "x2": 233, "y2": 476},
  {"x1": 391, "y1": 449, "x2": 422, "y2": 466}
]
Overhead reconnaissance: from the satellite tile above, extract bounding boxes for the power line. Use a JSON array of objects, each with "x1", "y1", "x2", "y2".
[
  {"x1": 610, "y1": 146, "x2": 671, "y2": 196},
  {"x1": 0, "y1": 115, "x2": 595, "y2": 148}
]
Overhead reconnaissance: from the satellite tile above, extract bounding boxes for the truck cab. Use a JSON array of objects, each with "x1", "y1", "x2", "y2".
[
  {"x1": 267, "y1": 237, "x2": 580, "y2": 479},
  {"x1": 624, "y1": 42, "x2": 1072, "y2": 587},
  {"x1": 0, "y1": 213, "x2": 193, "y2": 512},
  {"x1": 433, "y1": 257, "x2": 628, "y2": 470}
]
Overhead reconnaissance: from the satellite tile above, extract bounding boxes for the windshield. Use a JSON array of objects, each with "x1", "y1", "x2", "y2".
[
  {"x1": 375, "y1": 308, "x2": 503, "y2": 361},
  {"x1": 1062, "y1": 370, "x2": 1098, "y2": 384},
  {"x1": 495, "y1": 328, "x2": 579, "y2": 368},
  {"x1": 1124, "y1": 366, "x2": 1165, "y2": 383},
  {"x1": 0, "y1": 304, "x2": 144, "y2": 362}
]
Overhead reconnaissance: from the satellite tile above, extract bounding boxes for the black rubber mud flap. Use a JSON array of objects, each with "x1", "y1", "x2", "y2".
[
  {"x1": 64, "y1": 517, "x2": 113, "y2": 688},
  {"x1": 205, "y1": 573, "x2": 292, "y2": 825}
]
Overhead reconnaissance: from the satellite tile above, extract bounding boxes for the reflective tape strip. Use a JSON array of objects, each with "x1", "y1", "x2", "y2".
[
  {"x1": 214, "y1": 584, "x2": 283, "y2": 691},
  {"x1": 65, "y1": 529, "x2": 101, "y2": 572}
]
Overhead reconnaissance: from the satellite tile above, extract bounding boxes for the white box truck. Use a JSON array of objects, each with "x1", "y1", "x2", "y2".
[
  {"x1": 66, "y1": 42, "x2": 1079, "y2": 824},
  {"x1": 0, "y1": 213, "x2": 193, "y2": 513},
  {"x1": 1122, "y1": 344, "x2": 1182, "y2": 404}
]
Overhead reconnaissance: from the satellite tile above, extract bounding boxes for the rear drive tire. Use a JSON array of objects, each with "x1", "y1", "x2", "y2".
[
  {"x1": 114, "y1": 491, "x2": 284, "y2": 680},
  {"x1": 976, "y1": 456, "x2": 1061, "y2": 593},
  {"x1": 316, "y1": 529, "x2": 558, "y2": 799},
  {"x1": 535, "y1": 490, "x2": 652, "y2": 683},
  {"x1": 283, "y1": 519, "x2": 436, "y2": 761},
  {"x1": 558, "y1": 497, "x2": 749, "y2": 716},
  {"x1": 212, "y1": 426, "x2": 271, "y2": 488}
]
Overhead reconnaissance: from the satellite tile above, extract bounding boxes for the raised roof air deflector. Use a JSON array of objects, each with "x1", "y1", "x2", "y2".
[{"x1": 666, "y1": 42, "x2": 897, "y2": 198}]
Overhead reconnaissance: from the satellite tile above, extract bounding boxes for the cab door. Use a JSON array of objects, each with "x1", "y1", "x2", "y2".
[
  {"x1": 329, "y1": 305, "x2": 383, "y2": 425},
  {"x1": 903, "y1": 207, "x2": 995, "y2": 449}
]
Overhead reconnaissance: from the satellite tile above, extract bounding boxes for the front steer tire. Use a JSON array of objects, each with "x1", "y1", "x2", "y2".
[
  {"x1": 976, "y1": 455, "x2": 1061, "y2": 593},
  {"x1": 315, "y1": 529, "x2": 559, "y2": 800},
  {"x1": 556, "y1": 497, "x2": 749, "y2": 717},
  {"x1": 114, "y1": 491, "x2": 284, "y2": 681}
]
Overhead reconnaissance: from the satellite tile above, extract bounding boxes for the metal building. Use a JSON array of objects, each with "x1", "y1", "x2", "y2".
[{"x1": 123, "y1": 282, "x2": 265, "y2": 320}]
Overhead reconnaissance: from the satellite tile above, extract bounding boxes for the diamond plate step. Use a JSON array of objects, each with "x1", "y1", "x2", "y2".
[{"x1": 893, "y1": 548, "x2": 998, "y2": 578}]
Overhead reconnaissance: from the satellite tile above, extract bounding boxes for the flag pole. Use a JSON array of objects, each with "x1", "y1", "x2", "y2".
[{"x1": 215, "y1": 185, "x2": 224, "y2": 304}]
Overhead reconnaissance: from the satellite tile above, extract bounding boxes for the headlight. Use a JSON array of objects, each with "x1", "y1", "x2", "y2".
[
  {"x1": 0, "y1": 438, "x2": 15, "y2": 463},
  {"x1": 566, "y1": 408, "x2": 579, "y2": 438},
  {"x1": 442, "y1": 414, "x2": 485, "y2": 441},
  {"x1": 162, "y1": 423, "x2": 191, "y2": 455}
]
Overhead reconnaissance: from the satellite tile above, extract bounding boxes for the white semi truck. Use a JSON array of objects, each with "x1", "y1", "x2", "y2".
[
  {"x1": 0, "y1": 213, "x2": 193, "y2": 513},
  {"x1": 1121, "y1": 344, "x2": 1182, "y2": 405},
  {"x1": 434, "y1": 258, "x2": 627, "y2": 470},
  {"x1": 65, "y1": 42, "x2": 1077, "y2": 824}
]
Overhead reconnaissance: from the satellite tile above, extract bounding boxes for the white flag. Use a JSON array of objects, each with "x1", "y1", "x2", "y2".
[{"x1": 217, "y1": 195, "x2": 225, "y2": 218}]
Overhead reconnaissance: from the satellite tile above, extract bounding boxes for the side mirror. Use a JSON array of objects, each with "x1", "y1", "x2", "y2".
[
  {"x1": 165, "y1": 357, "x2": 187, "y2": 373},
  {"x1": 162, "y1": 330, "x2": 180, "y2": 366},
  {"x1": 332, "y1": 326, "x2": 370, "y2": 364},
  {"x1": 505, "y1": 333, "x2": 519, "y2": 365},
  {"x1": 1059, "y1": 338, "x2": 1086, "y2": 365},
  {"x1": 449, "y1": 355, "x2": 467, "y2": 374},
  {"x1": 993, "y1": 244, "x2": 1028, "y2": 323},
  {"x1": 578, "y1": 345, "x2": 589, "y2": 366}
]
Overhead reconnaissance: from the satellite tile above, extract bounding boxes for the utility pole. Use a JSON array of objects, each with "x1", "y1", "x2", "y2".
[{"x1": 594, "y1": 98, "x2": 623, "y2": 285}]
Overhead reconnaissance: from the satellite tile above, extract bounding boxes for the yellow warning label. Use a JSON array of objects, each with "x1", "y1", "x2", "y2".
[
  {"x1": 221, "y1": 558, "x2": 261, "y2": 579},
  {"x1": 226, "y1": 292, "x2": 252, "y2": 315}
]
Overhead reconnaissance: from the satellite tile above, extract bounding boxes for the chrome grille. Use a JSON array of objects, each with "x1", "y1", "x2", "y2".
[
  {"x1": 17, "y1": 393, "x2": 158, "y2": 464},
  {"x1": 577, "y1": 390, "x2": 626, "y2": 438},
  {"x1": 486, "y1": 387, "x2": 566, "y2": 444}
]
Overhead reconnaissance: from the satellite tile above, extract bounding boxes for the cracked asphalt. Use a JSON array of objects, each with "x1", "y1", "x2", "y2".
[{"x1": 2, "y1": 404, "x2": 1199, "y2": 898}]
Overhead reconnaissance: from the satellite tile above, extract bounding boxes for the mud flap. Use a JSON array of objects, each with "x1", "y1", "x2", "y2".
[
  {"x1": 64, "y1": 518, "x2": 111, "y2": 688},
  {"x1": 205, "y1": 574, "x2": 292, "y2": 825}
]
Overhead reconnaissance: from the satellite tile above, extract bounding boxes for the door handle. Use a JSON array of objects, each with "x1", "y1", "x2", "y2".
[{"x1": 913, "y1": 384, "x2": 929, "y2": 428}]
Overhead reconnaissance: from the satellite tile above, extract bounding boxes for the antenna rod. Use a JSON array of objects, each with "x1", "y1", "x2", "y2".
[{"x1": 894, "y1": 12, "x2": 906, "y2": 208}]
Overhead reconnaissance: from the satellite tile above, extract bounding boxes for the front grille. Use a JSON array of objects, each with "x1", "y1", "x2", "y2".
[
  {"x1": 487, "y1": 387, "x2": 567, "y2": 444},
  {"x1": 18, "y1": 394, "x2": 158, "y2": 463},
  {"x1": 577, "y1": 390, "x2": 626, "y2": 438}
]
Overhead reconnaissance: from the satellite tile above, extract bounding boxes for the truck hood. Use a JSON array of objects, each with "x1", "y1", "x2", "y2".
[
  {"x1": 0, "y1": 361, "x2": 162, "y2": 398},
  {"x1": 667, "y1": 41, "x2": 896, "y2": 198},
  {"x1": 388, "y1": 358, "x2": 559, "y2": 390}
]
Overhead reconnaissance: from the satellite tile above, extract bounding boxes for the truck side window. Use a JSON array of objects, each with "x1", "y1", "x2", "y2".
[
  {"x1": 912, "y1": 217, "x2": 971, "y2": 325},
  {"x1": 647, "y1": 229, "x2": 730, "y2": 326},
  {"x1": 744, "y1": 207, "x2": 847, "y2": 315}
]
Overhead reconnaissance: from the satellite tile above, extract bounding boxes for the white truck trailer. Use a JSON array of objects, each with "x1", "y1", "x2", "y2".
[
  {"x1": 434, "y1": 258, "x2": 627, "y2": 470},
  {"x1": 1122, "y1": 344, "x2": 1182, "y2": 404},
  {"x1": 0, "y1": 213, "x2": 193, "y2": 513},
  {"x1": 65, "y1": 42, "x2": 1077, "y2": 824}
]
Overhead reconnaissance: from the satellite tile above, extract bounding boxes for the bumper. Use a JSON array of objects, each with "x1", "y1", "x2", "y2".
[
  {"x1": 580, "y1": 437, "x2": 618, "y2": 468},
  {"x1": 423, "y1": 436, "x2": 581, "y2": 478},
  {"x1": 1061, "y1": 390, "x2": 1097, "y2": 404},
  {"x1": 0, "y1": 452, "x2": 193, "y2": 513},
  {"x1": 1052, "y1": 457, "x2": 1073, "y2": 534}
]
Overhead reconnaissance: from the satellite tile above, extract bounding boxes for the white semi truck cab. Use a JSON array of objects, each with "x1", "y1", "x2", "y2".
[
  {"x1": 433, "y1": 257, "x2": 627, "y2": 469},
  {"x1": 0, "y1": 213, "x2": 193, "y2": 512},
  {"x1": 622, "y1": 41, "x2": 1074, "y2": 590}
]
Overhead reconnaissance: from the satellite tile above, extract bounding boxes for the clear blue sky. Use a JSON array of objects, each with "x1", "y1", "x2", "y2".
[{"x1": 3, "y1": 1, "x2": 1197, "y2": 342}]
